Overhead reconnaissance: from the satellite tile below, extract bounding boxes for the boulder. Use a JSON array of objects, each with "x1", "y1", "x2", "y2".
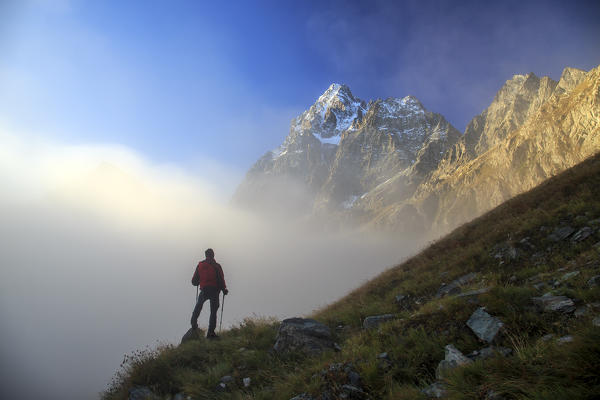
[
  {"x1": 435, "y1": 344, "x2": 472, "y2": 379},
  {"x1": 341, "y1": 384, "x2": 367, "y2": 399},
  {"x1": 363, "y1": 314, "x2": 396, "y2": 329},
  {"x1": 273, "y1": 318, "x2": 334, "y2": 355},
  {"x1": 547, "y1": 226, "x2": 575, "y2": 242},
  {"x1": 467, "y1": 307, "x2": 504, "y2": 343},
  {"x1": 557, "y1": 335, "x2": 574, "y2": 344},
  {"x1": 560, "y1": 271, "x2": 580, "y2": 281},
  {"x1": 571, "y1": 227, "x2": 593, "y2": 242},
  {"x1": 469, "y1": 346, "x2": 512, "y2": 360},
  {"x1": 181, "y1": 327, "x2": 204, "y2": 344},
  {"x1": 436, "y1": 272, "x2": 478, "y2": 298},
  {"x1": 290, "y1": 394, "x2": 314, "y2": 400},
  {"x1": 422, "y1": 382, "x2": 446, "y2": 398},
  {"x1": 532, "y1": 295, "x2": 576, "y2": 313},
  {"x1": 129, "y1": 386, "x2": 159, "y2": 400}
]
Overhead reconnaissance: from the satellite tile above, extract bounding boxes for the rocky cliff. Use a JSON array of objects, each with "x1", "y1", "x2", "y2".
[{"x1": 235, "y1": 65, "x2": 599, "y2": 237}]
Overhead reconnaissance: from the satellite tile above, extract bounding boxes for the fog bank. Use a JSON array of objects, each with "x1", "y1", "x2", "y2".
[{"x1": 0, "y1": 133, "x2": 418, "y2": 399}]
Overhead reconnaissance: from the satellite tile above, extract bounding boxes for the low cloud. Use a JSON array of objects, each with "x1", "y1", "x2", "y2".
[{"x1": 0, "y1": 132, "x2": 415, "y2": 399}]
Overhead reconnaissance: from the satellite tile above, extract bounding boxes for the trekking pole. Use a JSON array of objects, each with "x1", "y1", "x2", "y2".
[
  {"x1": 219, "y1": 291, "x2": 225, "y2": 333},
  {"x1": 196, "y1": 286, "x2": 199, "y2": 302}
]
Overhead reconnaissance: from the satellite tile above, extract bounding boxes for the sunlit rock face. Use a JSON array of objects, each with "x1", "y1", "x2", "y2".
[{"x1": 235, "y1": 64, "x2": 600, "y2": 237}]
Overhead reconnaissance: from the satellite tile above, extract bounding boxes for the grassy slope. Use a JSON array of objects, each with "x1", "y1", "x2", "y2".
[{"x1": 104, "y1": 153, "x2": 600, "y2": 400}]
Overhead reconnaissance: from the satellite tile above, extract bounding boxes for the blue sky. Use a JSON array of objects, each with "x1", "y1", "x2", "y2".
[{"x1": 1, "y1": 0, "x2": 599, "y2": 173}]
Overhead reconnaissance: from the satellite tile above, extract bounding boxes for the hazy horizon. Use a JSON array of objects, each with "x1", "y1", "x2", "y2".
[{"x1": 0, "y1": 131, "x2": 421, "y2": 399}]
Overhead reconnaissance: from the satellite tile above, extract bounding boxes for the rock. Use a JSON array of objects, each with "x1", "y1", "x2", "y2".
[
  {"x1": 532, "y1": 295, "x2": 576, "y2": 313},
  {"x1": 492, "y1": 242, "x2": 519, "y2": 263},
  {"x1": 436, "y1": 272, "x2": 478, "y2": 298},
  {"x1": 334, "y1": 342, "x2": 342, "y2": 352},
  {"x1": 273, "y1": 318, "x2": 334, "y2": 355},
  {"x1": 561, "y1": 271, "x2": 580, "y2": 281},
  {"x1": 395, "y1": 294, "x2": 407, "y2": 303},
  {"x1": 588, "y1": 275, "x2": 600, "y2": 287},
  {"x1": 377, "y1": 352, "x2": 390, "y2": 360},
  {"x1": 347, "y1": 371, "x2": 361, "y2": 386},
  {"x1": 363, "y1": 314, "x2": 396, "y2": 329},
  {"x1": 541, "y1": 334, "x2": 554, "y2": 341},
  {"x1": 486, "y1": 389, "x2": 506, "y2": 400},
  {"x1": 341, "y1": 384, "x2": 367, "y2": 398},
  {"x1": 557, "y1": 335, "x2": 574, "y2": 344},
  {"x1": 220, "y1": 375, "x2": 234, "y2": 384},
  {"x1": 571, "y1": 227, "x2": 593, "y2": 242},
  {"x1": 533, "y1": 282, "x2": 545, "y2": 290},
  {"x1": 435, "y1": 344, "x2": 472, "y2": 379},
  {"x1": 593, "y1": 316, "x2": 600, "y2": 327},
  {"x1": 509, "y1": 275, "x2": 517, "y2": 283},
  {"x1": 472, "y1": 346, "x2": 513, "y2": 360},
  {"x1": 215, "y1": 382, "x2": 227, "y2": 392},
  {"x1": 466, "y1": 307, "x2": 504, "y2": 343},
  {"x1": 548, "y1": 226, "x2": 575, "y2": 242},
  {"x1": 173, "y1": 393, "x2": 187, "y2": 400},
  {"x1": 456, "y1": 287, "x2": 491, "y2": 298},
  {"x1": 180, "y1": 327, "x2": 204, "y2": 344},
  {"x1": 129, "y1": 386, "x2": 159, "y2": 400},
  {"x1": 422, "y1": 382, "x2": 446, "y2": 398},
  {"x1": 290, "y1": 393, "x2": 314, "y2": 400},
  {"x1": 243, "y1": 377, "x2": 251, "y2": 387}
]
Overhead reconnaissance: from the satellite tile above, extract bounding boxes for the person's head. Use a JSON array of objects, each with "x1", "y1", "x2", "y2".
[{"x1": 205, "y1": 248, "x2": 215, "y2": 259}]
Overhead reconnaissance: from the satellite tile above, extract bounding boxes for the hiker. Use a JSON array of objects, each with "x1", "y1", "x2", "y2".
[{"x1": 190, "y1": 248, "x2": 228, "y2": 338}]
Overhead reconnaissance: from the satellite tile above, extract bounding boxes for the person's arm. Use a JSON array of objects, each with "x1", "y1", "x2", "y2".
[{"x1": 218, "y1": 264, "x2": 228, "y2": 295}]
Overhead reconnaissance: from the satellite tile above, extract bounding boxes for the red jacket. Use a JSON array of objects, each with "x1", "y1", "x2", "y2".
[{"x1": 192, "y1": 258, "x2": 227, "y2": 290}]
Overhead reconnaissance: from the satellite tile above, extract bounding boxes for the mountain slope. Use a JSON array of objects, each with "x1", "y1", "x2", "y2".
[
  {"x1": 104, "y1": 152, "x2": 600, "y2": 400},
  {"x1": 364, "y1": 65, "x2": 598, "y2": 235}
]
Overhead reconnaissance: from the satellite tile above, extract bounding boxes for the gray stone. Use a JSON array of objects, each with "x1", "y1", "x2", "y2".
[
  {"x1": 341, "y1": 384, "x2": 367, "y2": 398},
  {"x1": 593, "y1": 316, "x2": 600, "y2": 327},
  {"x1": 467, "y1": 307, "x2": 504, "y2": 343},
  {"x1": 290, "y1": 393, "x2": 314, "y2": 400},
  {"x1": 571, "y1": 227, "x2": 593, "y2": 242},
  {"x1": 243, "y1": 377, "x2": 251, "y2": 387},
  {"x1": 347, "y1": 371, "x2": 361, "y2": 386},
  {"x1": 474, "y1": 346, "x2": 512, "y2": 360},
  {"x1": 435, "y1": 344, "x2": 472, "y2": 379},
  {"x1": 509, "y1": 275, "x2": 517, "y2": 283},
  {"x1": 436, "y1": 272, "x2": 478, "y2": 298},
  {"x1": 129, "y1": 386, "x2": 159, "y2": 400},
  {"x1": 541, "y1": 334, "x2": 554, "y2": 341},
  {"x1": 173, "y1": 393, "x2": 187, "y2": 400},
  {"x1": 377, "y1": 352, "x2": 390, "y2": 360},
  {"x1": 422, "y1": 382, "x2": 446, "y2": 398},
  {"x1": 492, "y1": 242, "x2": 519, "y2": 263},
  {"x1": 220, "y1": 375, "x2": 234, "y2": 384},
  {"x1": 548, "y1": 226, "x2": 575, "y2": 242},
  {"x1": 532, "y1": 295, "x2": 576, "y2": 313},
  {"x1": 486, "y1": 389, "x2": 506, "y2": 400},
  {"x1": 557, "y1": 335, "x2": 574, "y2": 344},
  {"x1": 363, "y1": 314, "x2": 396, "y2": 329},
  {"x1": 180, "y1": 327, "x2": 204, "y2": 344},
  {"x1": 533, "y1": 282, "x2": 545, "y2": 290},
  {"x1": 273, "y1": 318, "x2": 334, "y2": 355},
  {"x1": 588, "y1": 275, "x2": 600, "y2": 287},
  {"x1": 561, "y1": 271, "x2": 580, "y2": 281},
  {"x1": 395, "y1": 294, "x2": 407, "y2": 303}
]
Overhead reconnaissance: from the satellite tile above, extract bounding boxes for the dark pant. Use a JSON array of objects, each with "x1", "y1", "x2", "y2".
[{"x1": 191, "y1": 286, "x2": 220, "y2": 334}]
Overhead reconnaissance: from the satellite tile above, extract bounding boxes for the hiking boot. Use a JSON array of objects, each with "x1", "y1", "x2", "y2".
[
  {"x1": 191, "y1": 322, "x2": 199, "y2": 330},
  {"x1": 206, "y1": 332, "x2": 220, "y2": 340}
]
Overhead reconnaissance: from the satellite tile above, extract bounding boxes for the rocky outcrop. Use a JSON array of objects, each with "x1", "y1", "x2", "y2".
[
  {"x1": 363, "y1": 314, "x2": 397, "y2": 329},
  {"x1": 180, "y1": 327, "x2": 204, "y2": 344},
  {"x1": 273, "y1": 318, "x2": 334, "y2": 355},
  {"x1": 532, "y1": 294, "x2": 576, "y2": 313}
]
